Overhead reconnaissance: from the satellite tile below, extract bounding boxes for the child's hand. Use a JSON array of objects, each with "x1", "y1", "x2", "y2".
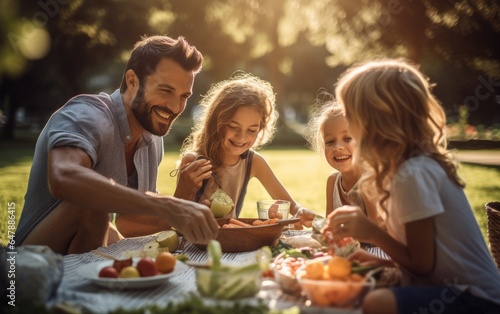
[
  {"x1": 175, "y1": 159, "x2": 212, "y2": 199},
  {"x1": 268, "y1": 204, "x2": 283, "y2": 219},
  {"x1": 321, "y1": 205, "x2": 377, "y2": 243},
  {"x1": 348, "y1": 249, "x2": 394, "y2": 268},
  {"x1": 293, "y1": 208, "x2": 317, "y2": 229}
]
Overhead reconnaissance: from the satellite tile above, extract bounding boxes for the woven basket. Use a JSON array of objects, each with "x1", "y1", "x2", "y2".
[{"x1": 485, "y1": 201, "x2": 500, "y2": 268}]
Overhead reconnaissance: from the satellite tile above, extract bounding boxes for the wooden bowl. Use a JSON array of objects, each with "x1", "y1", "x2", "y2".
[{"x1": 194, "y1": 218, "x2": 299, "y2": 253}]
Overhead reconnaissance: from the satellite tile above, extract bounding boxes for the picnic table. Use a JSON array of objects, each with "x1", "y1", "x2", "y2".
[{"x1": 52, "y1": 230, "x2": 375, "y2": 313}]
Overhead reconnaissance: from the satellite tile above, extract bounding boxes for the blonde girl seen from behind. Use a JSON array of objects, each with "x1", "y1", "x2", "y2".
[
  {"x1": 322, "y1": 59, "x2": 500, "y2": 314},
  {"x1": 337, "y1": 59, "x2": 464, "y2": 211}
]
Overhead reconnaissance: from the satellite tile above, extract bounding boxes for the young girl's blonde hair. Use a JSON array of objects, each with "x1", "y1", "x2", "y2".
[
  {"x1": 335, "y1": 59, "x2": 464, "y2": 210},
  {"x1": 181, "y1": 72, "x2": 277, "y2": 171},
  {"x1": 303, "y1": 92, "x2": 344, "y2": 155}
]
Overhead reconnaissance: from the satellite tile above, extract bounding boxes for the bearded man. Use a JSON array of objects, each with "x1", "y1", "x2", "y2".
[{"x1": 16, "y1": 35, "x2": 218, "y2": 254}]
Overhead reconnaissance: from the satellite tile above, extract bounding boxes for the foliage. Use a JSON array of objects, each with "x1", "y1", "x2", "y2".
[
  {"x1": 1, "y1": 0, "x2": 499, "y2": 140},
  {"x1": 446, "y1": 122, "x2": 500, "y2": 141},
  {"x1": 304, "y1": 0, "x2": 500, "y2": 75}
]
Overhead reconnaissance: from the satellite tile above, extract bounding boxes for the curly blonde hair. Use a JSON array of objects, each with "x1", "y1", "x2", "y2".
[
  {"x1": 181, "y1": 72, "x2": 277, "y2": 171},
  {"x1": 335, "y1": 59, "x2": 464, "y2": 211},
  {"x1": 303, "y1": 92, "x2": 344, "y2": 156}
]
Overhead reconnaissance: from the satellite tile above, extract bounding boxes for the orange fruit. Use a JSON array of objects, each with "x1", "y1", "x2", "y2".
[
  {"x1": 327, "y1": 256, "x2": 351, "y2": 279},
  {"x1": 155, "y1": 252, "x2": 176, "y2": 274},
  {"x1": 349, "y1": 273, "x2": 364, "y2": 282},
  {"x1": 302, "y1": 261, "x2": 324, "y2": 280}
]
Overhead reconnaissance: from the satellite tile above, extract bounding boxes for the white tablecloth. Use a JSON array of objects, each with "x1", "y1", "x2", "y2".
[{"x1": 53, "y1": 231, "x2": 368, "y2": 313}]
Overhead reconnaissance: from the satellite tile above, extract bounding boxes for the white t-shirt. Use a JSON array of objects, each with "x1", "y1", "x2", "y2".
[{"x1": 386, "y1": 156, "x2": 500, "y2": 305}]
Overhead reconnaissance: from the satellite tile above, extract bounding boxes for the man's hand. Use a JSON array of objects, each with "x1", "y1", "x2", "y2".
[{"x1": 146, "y1": 192, "x2": 219, "y2": 244}]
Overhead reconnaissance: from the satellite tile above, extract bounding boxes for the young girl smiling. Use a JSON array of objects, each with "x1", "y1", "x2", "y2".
[
  {"x1": 304, "y1": 96, "x2": 381, "y2": 223},
  {"x1": 175, "y1": 72, "x2": 315, "y2": 226}
]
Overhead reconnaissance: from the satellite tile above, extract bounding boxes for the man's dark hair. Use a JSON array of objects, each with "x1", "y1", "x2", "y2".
[{"x1": 120, "y1": 35, "x2": 203, "y2": 93}]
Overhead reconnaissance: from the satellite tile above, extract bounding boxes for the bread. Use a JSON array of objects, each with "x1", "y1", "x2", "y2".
[{"x1": 281, "y1": 235, "x2": 323, "y2": 249}]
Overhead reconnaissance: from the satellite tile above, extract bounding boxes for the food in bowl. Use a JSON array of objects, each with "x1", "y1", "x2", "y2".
[
  {"x1": 194, "y1": 218, "x2": 299, "y2": 253},
  {"x1": 272, "y1": 266, "x2": 302, "y2": 296},
  {"x1": 194, "y1": 240, "x2": 265, "y2": 299},
  {"x1": 123, "y1": 231, "x2": 178, "y2": 258},
  {"x1": 195, "y1": 265, "x2": 263, "y2": 299},
  {"x1": 270, "y1": 243, "x2": 330, "y2": 295},
  {"x1": 296, "y1": 256, "x2": 375, "y2": 307},
  {"x1": 271, "y1": 253, "x2": 306, "y2": 296}
]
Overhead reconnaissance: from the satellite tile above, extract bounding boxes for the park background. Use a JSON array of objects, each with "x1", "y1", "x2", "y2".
[{"x1": 0, "y1": 0, "x2": 499, "y2": 247}]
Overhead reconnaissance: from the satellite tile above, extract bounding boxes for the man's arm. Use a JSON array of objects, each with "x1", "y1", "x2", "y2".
[{"x1": 48, "y1": 146, "x2": 219, "y2": 244}]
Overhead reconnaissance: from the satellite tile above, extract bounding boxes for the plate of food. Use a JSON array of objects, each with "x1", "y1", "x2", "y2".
[{"x1": 77, "y1": 256, "x2": 189, "y2": 289}]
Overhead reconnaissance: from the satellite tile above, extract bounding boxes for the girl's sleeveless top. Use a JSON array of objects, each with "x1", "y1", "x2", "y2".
[
  {"x1": 194, "y1": 150, "x2": 254, "y2": 217},
  {"x1": 332, "y1": 172, "x2": 367, "y2": 215}
]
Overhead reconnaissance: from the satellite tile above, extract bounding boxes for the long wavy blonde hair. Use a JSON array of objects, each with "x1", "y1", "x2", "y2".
[
  {"x1": 335, "y1": 59, "x2": 464, "y2": 212},
  {"x1": 180, "y1": 72, "x2": 277, "y2": 172}
]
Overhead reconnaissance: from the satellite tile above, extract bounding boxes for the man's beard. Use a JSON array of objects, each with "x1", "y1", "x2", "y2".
[{"x1": 131, "y1": 86, "x2": 176, "y2": 136}]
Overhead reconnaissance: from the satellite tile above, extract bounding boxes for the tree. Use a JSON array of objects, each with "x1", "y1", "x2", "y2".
[
  {"x1": 180, "y1": 0, "x2": 329, "y2": 126},
  {"x1": 1, "y1": 0, "x2": 162, "y2": 139},
  {"x1": 291, "y1": 0, "x2": 500, "y2": 124},
  {"x1": 168, "y1": 0, "x2": 500, "y2": 124},
  {"x1": 2, "y1": 0, "x2": 499, "y2": 140}
]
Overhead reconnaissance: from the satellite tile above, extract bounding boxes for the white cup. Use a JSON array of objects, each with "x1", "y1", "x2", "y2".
[{"x1": 257, "y1": 200, "x2": 290, "y2": 219}]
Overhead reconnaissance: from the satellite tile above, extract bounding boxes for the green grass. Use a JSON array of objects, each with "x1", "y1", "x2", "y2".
[
  {"x1": 1, "y1": 141, "x2": 499, "y2": 251},
  {"x1": 158, "y1": 148, "x2": 331, "y2": 217}
]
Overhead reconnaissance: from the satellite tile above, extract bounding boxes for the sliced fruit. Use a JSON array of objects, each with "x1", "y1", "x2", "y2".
[
  {"x1": 196, "y1": 269, "x2": 212, "y2": 295},
  {"x1": 210, "y1": 189, "x2": 234, "y2": 218},
  {"x1": 195, "y1": 241, "x2": 263, "y2": 300},
  {"x1": 175, "y1": 254, "x2": 189, "y2": 262},
  {"x1": 207, "y1": 240, "x2": 222, "y2": 271},
  {"x1": 155, "y1": 230, "x2": 179, "y2": 252},
  {"x1": 144, "y1": 241, "x2": 160, "y2": 251}
]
